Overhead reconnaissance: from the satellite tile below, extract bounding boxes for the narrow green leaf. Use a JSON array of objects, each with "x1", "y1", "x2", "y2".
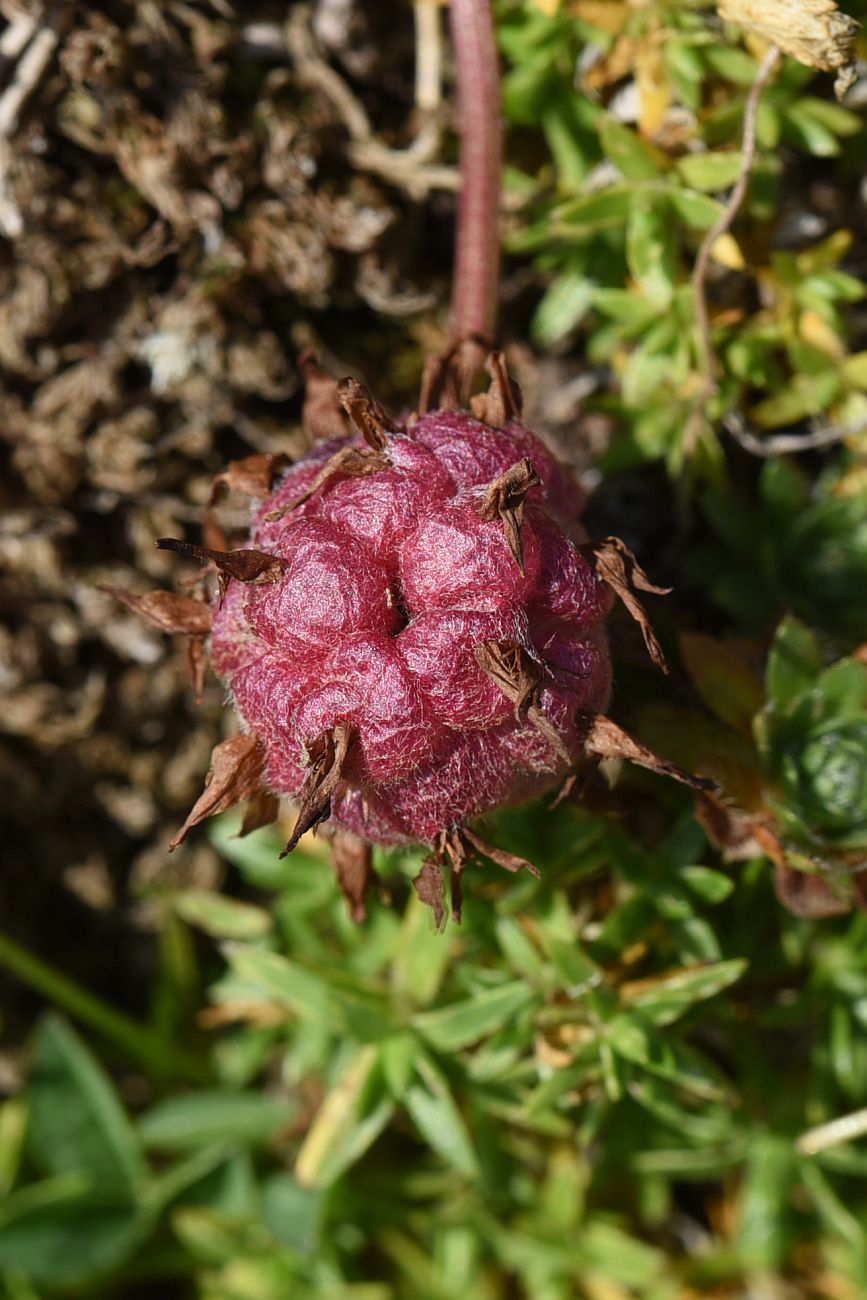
[{"x1": 28, "y1": 1015, "x2": 144, "y2": 1192}]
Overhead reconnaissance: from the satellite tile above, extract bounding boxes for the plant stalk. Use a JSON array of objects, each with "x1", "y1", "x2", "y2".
[{"x1": 449, "y1": 0, "x2": 502, "y2": 344}]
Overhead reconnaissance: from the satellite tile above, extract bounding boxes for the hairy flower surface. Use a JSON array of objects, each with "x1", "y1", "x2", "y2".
[
  {"x1": 111, "y1": 353, "x2": 704, "y2": 920},
  {"x1": 209, "y1": 404, "x2": 613, "y2": 847}
]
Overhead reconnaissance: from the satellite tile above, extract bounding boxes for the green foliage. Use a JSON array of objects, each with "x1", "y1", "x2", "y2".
[{"x1": 498, "y1": 0, "x2": 867, "y2": 474}]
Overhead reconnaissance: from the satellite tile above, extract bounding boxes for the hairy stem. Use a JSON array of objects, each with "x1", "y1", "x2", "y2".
[{"x1": 449, "y1": 0, "x2": 502, "y2": 344}]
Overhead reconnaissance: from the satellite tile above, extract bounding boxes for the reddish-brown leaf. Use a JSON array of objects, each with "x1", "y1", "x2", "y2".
[
  {"x1": 99, "y1": 584, "x2": 213, "y2": 636},
  {"x1": 774, "y1": 862, "x2": 851, "y2": 918},
  {"x1": 581, "y1": 537, "x2": 670, "y2": 672},
  {"x1": 583, "y1": 714, "x2": 715, "y2": 790},
  {"x1": 170, "y1": 733, "x2": 268, "y2": 851}
]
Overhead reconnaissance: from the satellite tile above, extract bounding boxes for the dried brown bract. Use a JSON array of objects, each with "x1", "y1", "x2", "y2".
[
  {"x1": 470, "y1": 351, "x2": 523, "y2": 428},
  {"x1": 581, "y1": 537, "x2": 671, "y2": 672},
  {"x1": 207, "y1": 453, "x2": 292, "y2": 507},
  {"x1": 583, "y1": 714, "x2": 716, "y2": 791},
  {"x1": 155, "y1": 539, "x2": 287, "y2": 604},
  {"x1": 170, "y1": 733, "x2": 270, "y2": 851},
  {"x1": 281, "y1": 725, "x2": 353, "y2": 858},
  {"x1": 478, "y1": 458, "x2": 540, "y2": 573},
  {"x1": 474, "y1": 638, "x2": 571, "y2": 765}
]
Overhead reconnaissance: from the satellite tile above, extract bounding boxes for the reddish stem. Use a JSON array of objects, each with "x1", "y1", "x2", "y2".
[{"x1": 449, "y1": 0, "x2": 502, "y2": 345}]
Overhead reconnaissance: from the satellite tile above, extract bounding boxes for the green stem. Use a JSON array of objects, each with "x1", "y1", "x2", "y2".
[{"x1": 0, "y1": 930, "x2": 205, "y2": 1083}]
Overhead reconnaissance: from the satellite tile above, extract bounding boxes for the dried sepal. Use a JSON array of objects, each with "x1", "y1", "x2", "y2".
[
  {"x1": 330, "y1": 830, "x2": 374, "y2": 923},
  {"x1": 240, "y1": 789, "x2": 280, "y2": 838},
  {"x1": 185, "y1": 636, "x2": 209, "y2": 704},
  {"x1": 717, "y1": 0, "x2": 858, "y2": 98},
  {"x1": 336, "y1": 377, "x2": 395, "y2": 451},
  {"x1": 474, "y1": 638, "x2": 571, "y2": 765},
  {"x1": 170, "y1": 732, "x2": 269, "y2": 851},
  {"x1": 263, "y1": 445, "x2": 391, "y2": 521},
  {"x1": 98, "y1": 584, "x2": 213, "y2": 636},
  {"x1": 299, "y1": 349, "x2": 353, "y2": 444},
  {"x1": 280, "y1": 724, "x2": 352, "y2": 858},
  {"x1": 478, "y1": 458, "x2": 540, "y2": 573},
  {"x1": 427, "y1": 826, "x2": 540, "y2": 923},
  {"x1": 469, "y1": 351, "x2": 523, "y2": 428},
  {"x1": 583, "y1": 713, "x2": 715, "y2": 791},
  {"x1": 413, "y1": 857, "x2": 448, "y2": 931},
  {"x1": 581, "y1": 537, "x2": 670, "y2": 672},
  {"x1": 416, "y1": 335, "x2": 487, "y2": 414},
  {"x1": 156, "y1": 538, "x2": 287, "y2": 603},
  {"x1": 207, "y1": 452, "x2": 292, "y2": 507}
]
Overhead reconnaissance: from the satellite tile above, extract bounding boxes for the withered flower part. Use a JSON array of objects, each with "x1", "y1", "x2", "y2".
[
  {"x1": 155, "y1": 538, "x2": 287, "y2": 603},
  {"x1": 207, "y1": 452, "x2": 292, "y2": 507},
  {"x1": 280, "y1": 724, "x2": 353, "y2": 858},
  {"x1": 330, "y1": 830, "x2": 375, "y2": 923},
  {"x1": 470, "y1": 350, "x2": 523, "y2": 428},
  {"x1": 581, "y1": 537, "x2": 671, "y2": 672},
  {"x1": 425, "y1": 825, "x2": 540, "y2": 923},
  {"x1": 99, "y1": 583, "x2": 213, "y2": 702},
  {"x1": 240, "y1": 788, "x2": 281, "y2": 838},
  {"x1": 413, "y1": 857, "x2": 448, "y2": 931},
  {"x1": 263, "y1": 445, "x2": 391, "y2": 521},
  {"x1": 582, "y1": 714, "x2": 716, "y2": 791},
  {"x1": 474, "y1": 638, "x2": 571, "y2": 765},
  {"x1": 417, "y1": 335, "x2": 489, "y2": 414},
  {"x1": 299, "y1": 350, "x2": 354, "y2": 444},
  {"x1": 98, "y1": 584, "x2": 213, "y2": 637},
  {"x1": 170, "y1": 733, "x2": 270, "y2": 851},
  {"x1": 478, "y1": 458, "x2": 540, "y2": 573},
  {"x1": 336, "y1": 377, "x2": 396, "y2": 451}
]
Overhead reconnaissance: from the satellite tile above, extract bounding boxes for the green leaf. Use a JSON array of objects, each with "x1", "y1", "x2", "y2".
[
  {"x1": 554, "y1": 184, "x2": 633, "y2": 234},
  {"x1": 626, "y1": 194, "x2": 677, "y2": 308},
  {"x1": 174, "y1": 889, "x2": 272, "y2": 940},
  {"x1": 667, "y1": 186, "x2": 725, "y2": 229},
  {"x1": 295, "y1": 1046, "x2": 394, "y2": 1189},
  {"x1": 261, "y1": 1173, "x2": 323, "y2": 1253},
  {"x1": 678, "y1": 866, "x2": 735, "y2": 904},
  {"x1": 675, "y1": 152, "x2": 744, "y2": 192},
  {"x1": 404, "y1": 1058, "x2": 479, "y2": 1179},
  {"x1": 0, "y1": 1183, "x2": 149, "y2": 1288},
  {"x1": 531, "y1": 268, "x2": 594, "y2": 348},
  {"x1": 621, "y1": 959, "x2": 748, "y2": 1026},
  {"x1": 598, "y1": 118, "x2": 664, "y2": 181},
  {"x1": 27, "y1": 1015, "x2": 144, "y2": 1192},
  {"x1": 412, "y1": 981, "x2": 537, "y2": 1053},
  {"x1": 138, "y1": 1090, "x2": 294, "y2": 1152},
  {"x1": 765, "y1": 617, "x2": 823, "y2": 710}
]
